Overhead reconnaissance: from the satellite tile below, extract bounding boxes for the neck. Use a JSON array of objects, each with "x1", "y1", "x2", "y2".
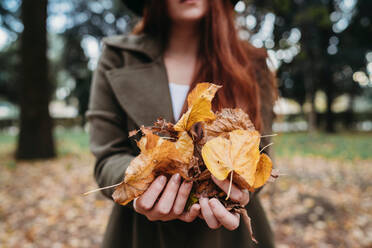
[{"x1": 165, "y1": 21, "x2": 200, "y2": 56}]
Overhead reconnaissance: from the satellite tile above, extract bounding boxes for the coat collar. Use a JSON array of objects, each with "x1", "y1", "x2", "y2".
[
  {"x1": 103, "y1": 34, "x2": 177, "y2": 127},
  {"x1": 102, "y1": 33, "x2": 163, "y2": 61}
]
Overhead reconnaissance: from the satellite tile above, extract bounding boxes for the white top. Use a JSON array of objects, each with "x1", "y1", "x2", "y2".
[{"x1": 168, "y1": 82, "x2": 190, "y2": 121}]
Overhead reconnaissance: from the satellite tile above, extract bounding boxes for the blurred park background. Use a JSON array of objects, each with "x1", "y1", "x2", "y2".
[{"x1": 0, "y1": 0, "x2": 371, "y2": 247}]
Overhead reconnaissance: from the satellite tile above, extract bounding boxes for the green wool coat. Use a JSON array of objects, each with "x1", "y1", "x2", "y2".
[{"x1": 86, "y1": 33, "x2": 276, "y2": 248}]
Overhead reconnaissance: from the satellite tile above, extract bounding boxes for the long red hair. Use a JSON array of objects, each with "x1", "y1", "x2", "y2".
[{"x1": 132, "y1": 0, "x2": 277, "y2": 131}]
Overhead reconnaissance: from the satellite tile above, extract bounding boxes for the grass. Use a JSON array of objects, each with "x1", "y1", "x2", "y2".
[
  {"x1": 0, "y1": 129, "x2": 371, "y2": 162},
  {"x1": 273, "y1": 132, "x2": 372, "y2": 161},
  {"x1": 0, "y1": 128, "x2": 89, "y2": 163}
]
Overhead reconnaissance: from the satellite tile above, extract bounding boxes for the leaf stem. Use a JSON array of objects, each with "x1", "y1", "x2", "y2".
[
  {"x1": 82, "y1": 182, "x2": 122, "y2": 196},
  {"x1": 260, "y1": 134, "x2": 277, "y2": 138},
  {"x1": 260, "y1": 142, "x2": 274, "y2": 153},
  {"x1": 226, "y1": 171, "x2": 233, "y2": 200},
  {"x1": 161, "y1": 136, "x2": 177, "y2": 141}
]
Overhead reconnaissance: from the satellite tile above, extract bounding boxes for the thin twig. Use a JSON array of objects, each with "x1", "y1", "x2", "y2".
[
  {"x1": 83, "y1": 182, "x2": 121, "y2": 196},
  {"x1": 260, "y1": 134, "x2": 278, "y2": 138},
  {"x1": 161, "y1": 136, "x2": 177, "y2": 141},
  {"x1": 260, "y1": 142, "x2": 274, "y2": 153}
]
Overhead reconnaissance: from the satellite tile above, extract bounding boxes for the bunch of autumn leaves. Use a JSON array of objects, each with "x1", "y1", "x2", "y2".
[{"x1": 112, "y1": 82, "x2": 273, "y2": 208}]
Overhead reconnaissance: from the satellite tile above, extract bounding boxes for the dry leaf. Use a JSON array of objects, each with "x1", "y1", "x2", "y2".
[
  {"x1": 174, "y1": 83, "x2": 221, "y2": 132},
  {"x1": 113, "y1": 132, "x2": 175, "y2": 205},
  {"x1": 186, "y1": 82, "x2": 221, "y2": 106},
  {"x1": 201, "y1": 129, "x2": 261, "y2": 190},
  {"x1": 253, "y1": 153, "x2": 273, "y2": 188},
  {"x1": 88, "y1": 82, "x2": 275, "y2": 245},
  {"x1": 202, "y1": 108, "x2": 255, "y2": 143},
  {"x1": 113, "y1": 130, "x2": 194, "y2": 205},
  {"x1": 175, "y1": 131, "x2": 194, "y2": 164}
]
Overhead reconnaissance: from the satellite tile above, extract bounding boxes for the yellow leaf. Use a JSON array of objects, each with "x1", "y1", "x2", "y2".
[
  {"x1": 174, "y1": 83, "x2": 221, "y2": 131},
  {"x1": 253, "y1": 153, "x2": 273, "y2": 188},
  {"x1": 187, "y1": 82, "x2": 221, "y2": 106},
  {"x1": 201, "y1": 129, "x2": 261, "y2": 189},
  {"x1": 174, "y1": 131, "x2": 194, "y2": 164}
]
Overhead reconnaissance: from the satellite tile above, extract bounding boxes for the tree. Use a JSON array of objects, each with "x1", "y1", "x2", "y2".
[
  {"x1": 60, "y1": 0, "x2": 137, "y2": 122},
  {"x1": 245, "y1": 0, "x2": 368, "y2": 132},
  {"x1": 16, "y1": 0, "x2": 55, "y2": 159}
]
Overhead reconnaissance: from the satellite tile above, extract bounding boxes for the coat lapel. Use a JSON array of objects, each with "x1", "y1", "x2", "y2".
[{"x1": 105, "y1": 56, "x2": 176, "y2": 127}]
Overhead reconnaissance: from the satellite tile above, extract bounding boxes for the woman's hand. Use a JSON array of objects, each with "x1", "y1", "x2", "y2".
[
  {"x1": 133, "y1": 174, "x2": 200, "y2": 222},
  {"x1": 199, "y1": 175, "x2": 250, "y2": 231}
]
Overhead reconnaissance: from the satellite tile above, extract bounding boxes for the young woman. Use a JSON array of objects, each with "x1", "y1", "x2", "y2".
[{"x1": 87, "y1": 0, "x2": 277, "y2": 247}]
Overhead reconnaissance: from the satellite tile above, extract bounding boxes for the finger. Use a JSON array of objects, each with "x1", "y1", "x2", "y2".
[
  {"x1": 179, "y1": 204, "x2": 200, "y2": 222},
  {"x1": 136, "y1": 175, "x2": 167, "y2": 212},
  {"x1": 199, "y1": 197, "x2": 220, "y2": 229},
  {"x1": 209, "y1": 198, "x2": 240, "y2": 231},
  {"x1": 153, "y1": 173, "x2": 181, "y2": 215},
  {"x1": 172, "y1": 181, "x2": 193, "y2": 215},
  {"x1": 211, "y1": 175, "x2": 249, "y2": 205},
  {"x1": 133, "y1": 197, "x2": 139, "y2": 212}
]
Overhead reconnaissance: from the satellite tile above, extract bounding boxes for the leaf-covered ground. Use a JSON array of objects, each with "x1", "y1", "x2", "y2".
[{"x1": 0, "y1": 130, "x2": 371, "y2": 247}]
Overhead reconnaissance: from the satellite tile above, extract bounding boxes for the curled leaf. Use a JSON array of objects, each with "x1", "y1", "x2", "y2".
[
  {"x1": 174, "y1": 83, "x2": 221, "y2": 132},
  {"x1": 113, "y1": 130, "x2": 194, "y2": 205},
  {"x1": 174, "y1": 131, "x2": 194, "y2": 164},
  {"x1": 187, "y1": 82, "x2": 221, "y2": 106},
  {"x1": 253, "y1": 153, "x2": 273, "y2": 188},
  {"x1": 113, "y1": 133, "x2": 176, "y2": 205}
]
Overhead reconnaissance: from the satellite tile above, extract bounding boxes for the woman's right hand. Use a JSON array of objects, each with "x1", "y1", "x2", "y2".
[{"x1": 133, "y1": 174, "x2": 201, "y2": 222}]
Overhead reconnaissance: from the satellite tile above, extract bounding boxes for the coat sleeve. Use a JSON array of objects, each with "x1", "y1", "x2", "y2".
[{"x1": 86, "y1": 43, "x2": 136, "y2": 203}]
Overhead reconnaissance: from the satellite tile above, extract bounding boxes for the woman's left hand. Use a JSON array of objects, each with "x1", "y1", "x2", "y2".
[{"x1": 199, "y1": 175, "x2": 250, "y2": 231}]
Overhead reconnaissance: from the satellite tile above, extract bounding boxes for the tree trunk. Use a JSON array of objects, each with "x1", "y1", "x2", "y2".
[
  {"x1": 324, "y1": 74, "x2": 335, "y2": 133},
  {"x1": 305, "y1": 74, "x2": 317, "y2": 132},
  {"x1": 16, "y1": 0, "x2": 55, "y2": 159},
  {"x1": 345, "y1": 89, "x2": 355, "y2": 129}
]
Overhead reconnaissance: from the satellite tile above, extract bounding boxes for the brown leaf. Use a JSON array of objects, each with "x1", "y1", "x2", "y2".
[
  {"x1": 202, "y1": 108, "x2": 255, "y2": 143},
  {"x1": 150, "y1": 118, "x2": 178, "y2": 139},
  {"x1": 113, "y1": 129, "x2": 194, "y2": 205}
]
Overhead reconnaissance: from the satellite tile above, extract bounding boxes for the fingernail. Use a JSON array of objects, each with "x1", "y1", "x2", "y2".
[
  {"x1": 173, "y1": 173, "x2": 180, "y2": 181},
  {"x1": 208, "y1": 198, "x2": 218, "y2": 208},
  {"x1": 159, "y1": 175, "x2": 167, "y2": 183},
  {"x1": 208, "y1": 198, "x2": 217, "y2": 206},
  {"x1": 193, "y1": 204, "x2": 200, "y2": 211}
]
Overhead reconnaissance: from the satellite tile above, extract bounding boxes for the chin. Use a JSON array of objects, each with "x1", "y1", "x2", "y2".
[
  {"x1": 167, "y1": 0, "x2": 208, "y2": 24},
  {"x1": 177, "y1": 11, "x2": 205, "y2": 22}
]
